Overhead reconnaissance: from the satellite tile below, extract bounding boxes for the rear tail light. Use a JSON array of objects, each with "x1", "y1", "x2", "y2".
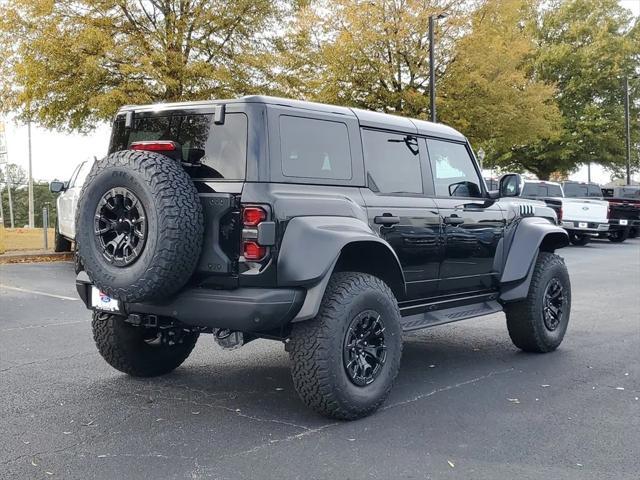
[
  {"x1": 130, "y1": 140, "x2": 178, "y2": 152},
  {"x1": 243, "y1": 241, "x2": 267, "y2": 261},
  {"x1": 243, "y1": 207, "x2": 267, "y2": 227},
  {"x1": 607, "y1": 205, "x2": 610, "y2": 219},
  {"x1": 242, "y1": 205, "x2": 268, "y2": 261},
  {"x1": 557, "y1": 207, "x2": 563, "y2": 222}
]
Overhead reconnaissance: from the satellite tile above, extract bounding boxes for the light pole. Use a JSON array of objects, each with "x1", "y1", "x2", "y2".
[
  {"x1": 27, "y1": 118, "x2": 34, "y2": 228},
  {"x1": 623, "y1": 75, "x2": 638, "y2": 185},
  {"x1": 429, "y1": 12, "x2": 448, "y2": 123}
]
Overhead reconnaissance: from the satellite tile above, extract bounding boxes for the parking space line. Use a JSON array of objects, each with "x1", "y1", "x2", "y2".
[{"x1": 0, "y1": 284, "x2": 79, "y2": 301}]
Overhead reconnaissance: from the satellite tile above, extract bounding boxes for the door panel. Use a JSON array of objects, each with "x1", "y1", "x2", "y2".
[
  {"x1": 423, "y1": 138, "x2": 505, "y2": 294},
  {"x1": 361, "y1": 190, "x2": 442, "y2": 300},
  {"x1": 435, "y1": 199, "x2": 504, "y2": 294}
]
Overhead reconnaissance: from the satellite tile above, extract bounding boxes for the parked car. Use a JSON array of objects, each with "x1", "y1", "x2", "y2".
[
  {"x1": 50, "y1": 159, "x2": 94, "y2": 272},
  {"x1": 74, "y1": 96, "x2": 571, "y2": 420},
  {"x1": 601, "y1": 185, "x2": 640, "y2": 241},
  {"x1": 503, "y1": 178, "x2": 608, "y2": 246}
]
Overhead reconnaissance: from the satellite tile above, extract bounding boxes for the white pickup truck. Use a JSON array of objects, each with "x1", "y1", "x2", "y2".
[{"x1": 519, "y1": 180, "x2": 609, "y2": 246}]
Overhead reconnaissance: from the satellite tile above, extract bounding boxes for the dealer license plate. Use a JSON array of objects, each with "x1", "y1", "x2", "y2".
[
  {"x1": 620, "y1": 219, "x2": 628, "y2": 226},
  {"x1": 91, "y1": 287, "x2": 120, "y2": 312},
  {"x1": 578, "y1": 222, "x2": 588, "y2": 228}
]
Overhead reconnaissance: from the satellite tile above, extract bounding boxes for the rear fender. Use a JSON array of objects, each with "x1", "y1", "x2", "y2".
[{"x1": 278, "y1": 216, "x2": 405, "y2": 321}]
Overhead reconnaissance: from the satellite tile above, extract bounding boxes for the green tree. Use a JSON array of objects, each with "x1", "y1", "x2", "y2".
[
  {"x1": 277, "y1": 0, "x2": 560, "y2": 156},
  {"x1": 1, "y1": 181, "x2": 58, "y2": 228},
  {"x1": 0, "y1": 0, "x2": 287, "y2": 130},
  {"x1": 438, "y1": 0, "x2": 561, "y2": 160},
  {"x1": 497, "y1": 0, "x2": 640, "y2": 179}
]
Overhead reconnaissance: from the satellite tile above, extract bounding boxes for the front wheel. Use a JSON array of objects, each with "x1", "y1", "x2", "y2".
[
  {"x1": 569, "y1": 233, "x2": 590, "y2": 246},
  {"x1": 288, "y1": 272, "x2": 402, "y2": 420},
  {"x1": 504, "y1": 252, "x2": 571, "y2": 353},
  {"x1": 92, "y1": 313, "x2": 199, "y2": 377}
]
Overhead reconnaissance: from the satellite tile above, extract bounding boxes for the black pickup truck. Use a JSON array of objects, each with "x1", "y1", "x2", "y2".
[
  {"x1": 73, "y1": 96, "x2": 571, "y2": 419},
  {"x1": 601, "y1": 186, "x2": 640, "y2": 240}
]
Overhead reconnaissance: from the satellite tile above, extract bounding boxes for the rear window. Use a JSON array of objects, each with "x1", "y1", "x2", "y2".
[
  {"x1": 280, "y1": 116, "x2": 352, "y2": 180},
  {"x1": 563, "y1": 183, "x2": 602, "y2": 198},
  {"x1": 109, "y1": 112, "x2": 247, "y2": 180},
  {"x1": 617, "y1": 187, "x2": 640, "y2": 199},
  {"x1": 522, "y1": 182, "x2": 563, "y2": 198}
]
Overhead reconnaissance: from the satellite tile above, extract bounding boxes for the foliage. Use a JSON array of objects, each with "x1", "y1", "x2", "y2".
[
  {"x1": 496, "y1": 0, "x2": 640, "y2": 179},
  {"x1": 438, "y1": 0, "x2": 561, "y2": 159},
  {"x1": 0, "y1": 181, "x2": 58, "y2": 228},
  {"x1": 0, "y1": 0, "x2": 288, "y2": 130},
  {"x1": 276, "y1": 0, "x2": 561, "y2": 164}
]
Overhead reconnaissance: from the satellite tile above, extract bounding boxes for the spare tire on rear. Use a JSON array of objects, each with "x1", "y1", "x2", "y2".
[{"x1": 76, "y1": 150, "x2": 203, "y2": 303}]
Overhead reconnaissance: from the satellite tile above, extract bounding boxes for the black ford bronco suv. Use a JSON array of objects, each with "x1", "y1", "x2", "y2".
[{"x1": 75, "y1": 96, "x2": 571, "y2": 420}]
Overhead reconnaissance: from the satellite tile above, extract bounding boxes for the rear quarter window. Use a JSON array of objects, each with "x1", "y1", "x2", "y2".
[{"x1": 279, "y1": 116, "x2": 352, "y2": 180}]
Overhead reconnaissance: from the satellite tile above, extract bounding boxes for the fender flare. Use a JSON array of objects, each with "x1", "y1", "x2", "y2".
[
  {"x1": 499, "y1": 217, "x2": 569, "y2": 302},
  {"x1": 277, "y1": 216, "x2": 405, "y2": 321}
]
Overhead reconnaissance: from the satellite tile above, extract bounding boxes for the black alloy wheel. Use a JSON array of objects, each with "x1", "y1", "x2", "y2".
[
  {"x1": 542, "y1": 278, "x2": 565, "y2": 331},
  {"x1": 94, "y1": 187, "x2": 147, "y2": 267},
  {"x1": 343, "y1": 310, "x2": 387, "y2": 386}
]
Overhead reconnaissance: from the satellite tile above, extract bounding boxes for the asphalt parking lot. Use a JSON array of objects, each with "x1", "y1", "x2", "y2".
[{"x1": 1, "y1": 239, "x2": 639, "y2": 480}]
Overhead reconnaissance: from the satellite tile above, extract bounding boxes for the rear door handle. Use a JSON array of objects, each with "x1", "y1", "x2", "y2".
[
  {"x1": 374, "y1": 215, "x2": 400, "y2": 226},
  {"x1": 444, "y1": 216, "x2": 464, "y2": 225}
]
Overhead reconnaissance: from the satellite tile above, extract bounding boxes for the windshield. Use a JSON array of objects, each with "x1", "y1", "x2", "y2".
[
  {"x1": 563, "y1": 183, "x2": 601, "y2": 198},
  {"x1": 109, "y1": 112, "x2": 248, "y2": 180},
  {"x1": 522, "y1": 182, "x2": 563, "y2": 198}
]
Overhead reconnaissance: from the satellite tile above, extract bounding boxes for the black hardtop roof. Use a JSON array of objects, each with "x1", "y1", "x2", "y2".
[{"x1": 118, "y1": 95, "x2": 466, "y2": 142}]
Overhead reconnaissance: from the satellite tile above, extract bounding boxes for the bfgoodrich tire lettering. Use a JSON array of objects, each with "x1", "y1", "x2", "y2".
[
  {"x1": 288, "y1": 272, "x2": 402, "y2": 420},
  {"x1": 504, "y1": 252, "x2": 571, "y2": 353},
  {"x1": 76, "y1": 150, "x2": 203, "y2": 302}
]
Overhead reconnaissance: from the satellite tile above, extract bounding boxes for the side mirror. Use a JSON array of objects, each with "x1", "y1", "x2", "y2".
[
  {"x1": 499, "y1": 174, "x2": 522, "y2": 197},
  {"x1": 49, "y1": 180, "x2": 66, "y2": 193}
]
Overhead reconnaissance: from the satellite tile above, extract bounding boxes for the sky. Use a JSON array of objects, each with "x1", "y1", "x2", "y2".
[{"x1": 1, "y1": 0, "x2": 639, "y2": 186}]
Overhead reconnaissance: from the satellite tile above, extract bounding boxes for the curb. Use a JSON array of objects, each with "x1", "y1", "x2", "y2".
[{"x1": 0, "y1": 252, "x2": 73, "y2": 265}]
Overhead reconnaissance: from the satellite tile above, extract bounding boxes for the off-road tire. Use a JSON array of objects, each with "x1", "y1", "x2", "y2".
[
  {"x1": 76, "y1": 150, "x2": 203, "y2": 303},
  {"x1": 569, "y1": 233, "x2": 590, "y2": 246},
  {"x1": 608, "y1": 228, "x2": 629, "y2": 243},
  {"x1": 92, "y1": 312, "x2": 198, "y2": 377},
  {"x1": 54, "y1": 220, "x2": 72, "y2": 252},
  {"x1": 288, "y1": 272, "x2": 403, "y2": 420},
  {"x1": 73, "y1": 244, "x2": 83, "y2": 274},
  {"x1": 504, "y1": 252, "x2": 571, "y2": 353}
]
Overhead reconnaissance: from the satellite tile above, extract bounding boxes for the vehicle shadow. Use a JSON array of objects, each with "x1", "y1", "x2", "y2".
[{"x1": 90, "y1": 323, "x2": 563, "y2": 430}]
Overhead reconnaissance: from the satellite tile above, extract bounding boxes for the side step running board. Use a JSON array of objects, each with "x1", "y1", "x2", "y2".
[{"x1": 400, "y1": 300, "x2": 502, "y2": 332}]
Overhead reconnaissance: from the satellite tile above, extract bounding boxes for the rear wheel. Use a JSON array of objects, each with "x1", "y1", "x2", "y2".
[
  {"x1": 609, "y1": 228, "x2": 629, "y2": 243},
  {"x1": 628, "y1": 227, "x2": 638, "y2": 239},
  {"x1": 504, "y1": 252, "x2": 571, "y2": 353},
  {"x1": 288, "y1": 272, "x2": 402, "y2": 420},
  {"x1": 92, "y1": 312, "x2": 198, "y2": 377},
  {"x1": 569, "y1": 233, "x2": 590, "y2": 246},
  {"x1": 54, "y1": 220, "x2": 72, "y2": 252}
]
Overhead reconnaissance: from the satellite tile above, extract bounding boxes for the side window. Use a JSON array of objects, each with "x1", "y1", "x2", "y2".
[
  {"x1": 280, "y1": 116, "x2": 352, "y2": 180},
  {"x1": 427, "y1": 139, "x2": 482, "y2": 198},
  {"x1": 362, "y1": 129, "x2": 422, "y2": 194}
]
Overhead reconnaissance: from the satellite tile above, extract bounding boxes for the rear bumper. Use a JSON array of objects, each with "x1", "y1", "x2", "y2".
[
  {"x1": 561, "y1": 220, "x2": 609, "y2": 233},
  {"x1": 608, "y1": 219, "x2": 640, "y2": 229},
  {"x1": 76, "y1": 276, "x2": 306, "y2": 332}
]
